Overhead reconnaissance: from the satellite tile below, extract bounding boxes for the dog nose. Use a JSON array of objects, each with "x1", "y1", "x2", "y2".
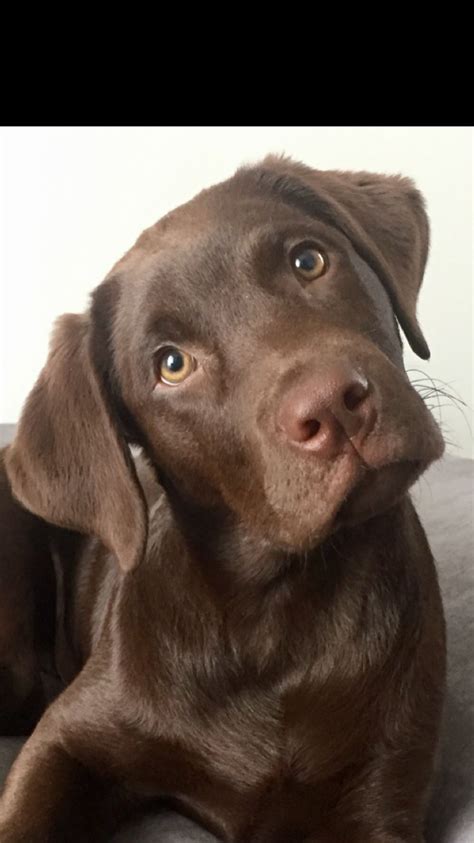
[{"x1": 276, "y1": 366, "x2": 375, "y2": 457}]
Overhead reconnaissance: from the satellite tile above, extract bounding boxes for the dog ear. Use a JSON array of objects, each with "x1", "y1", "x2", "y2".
[
  {"x1": 259, "y1": 155, "x2": 431, "y2": 360},
  {"x1": 6, "y1": 302, "x2": 148, "y2": 572}
]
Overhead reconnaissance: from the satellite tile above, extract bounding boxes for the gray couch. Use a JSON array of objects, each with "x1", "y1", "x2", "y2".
[{"x1": 0, "y1": 440, "x2": 472, "y2": 841}]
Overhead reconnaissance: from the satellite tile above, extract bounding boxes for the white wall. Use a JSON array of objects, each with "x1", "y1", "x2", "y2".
[{"x1": 1, "y1": 126, "x2": 472, "y2": 457}]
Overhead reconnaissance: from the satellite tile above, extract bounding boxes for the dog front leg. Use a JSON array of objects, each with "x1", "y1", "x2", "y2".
[
  {"x1": 0, "y1": 706, "x2": 128, "y2": 843},
  {"x1": 0, "y1": 448, "x2": 55, "y2": 735},
  {"x1": 305, "y1": 834, "x2": 425, "y2": 843},
  {"x1": 304, "y1": 822, "x2": 426, "y2": 843}
]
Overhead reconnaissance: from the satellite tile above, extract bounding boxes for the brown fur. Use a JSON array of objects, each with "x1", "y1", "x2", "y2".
[{"x1": 0, "y1": 157, "x2": 446, "y2": 841}]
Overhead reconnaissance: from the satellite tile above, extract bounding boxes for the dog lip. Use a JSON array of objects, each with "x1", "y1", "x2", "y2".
[{"x1": 335, "y1": 458, "x2": 425, "y2": 528}]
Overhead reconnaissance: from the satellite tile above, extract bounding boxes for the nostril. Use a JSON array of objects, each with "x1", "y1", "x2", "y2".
[
  {"x1": 301, "y1": 418, "x2": 321, "y2": 440},
  {"x1": 343, "y1": 380, "x2": 369, "y2": 412},
  {"x1": 275, "y1": 370, "x2": 372, "y2": 449}
]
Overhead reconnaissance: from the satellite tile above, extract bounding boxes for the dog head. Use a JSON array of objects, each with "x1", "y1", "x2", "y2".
[{"x1": 6, "y1": 156, "x2": 444, "y2": 570}]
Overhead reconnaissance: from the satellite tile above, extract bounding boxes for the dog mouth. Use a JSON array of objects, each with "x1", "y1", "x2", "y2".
[
  {"x1": 260, "y1": 434, "x2": 435, "y2": 555},
  {"x1": 335, "y1": 458, "x2": 425, "y2": 529},
  {"x1": 336, "y1": 416, "x2": 445, "y2": 530},
  {"x1": 323, "y1": 416, "x2": 445, "y2": 533}
]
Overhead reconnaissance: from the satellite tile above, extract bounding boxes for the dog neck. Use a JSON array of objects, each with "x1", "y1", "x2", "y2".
[{"x1": 154, "y1": 474, "x2": 395, "y2": 603}]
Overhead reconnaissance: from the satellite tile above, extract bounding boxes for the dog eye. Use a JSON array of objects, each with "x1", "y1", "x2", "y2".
[
  {"x1": 155, "y1": 347, "x2": 197, "y2": 386},
  {"x1": 290, "y1": 246, "x2": 327, "y2": 281}
]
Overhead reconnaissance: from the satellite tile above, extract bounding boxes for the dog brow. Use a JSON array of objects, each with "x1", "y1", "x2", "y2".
[
  {"x1": 242, "y1": 167, "x2": 339, "y2": 230},
  {"x1": 146, "y1": 314, "x2": 205, "y2": 346}
]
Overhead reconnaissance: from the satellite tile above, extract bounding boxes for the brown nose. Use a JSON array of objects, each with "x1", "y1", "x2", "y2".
[{"x1": 276, "y1": 365, "x2": 376, "y2": 457}]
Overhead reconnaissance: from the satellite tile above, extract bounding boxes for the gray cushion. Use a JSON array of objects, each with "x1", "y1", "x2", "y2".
[
  {"x1": 414, "y1": 456, "x2": 474, "y2": 843},
  {"x1": 1, "y1": 454, "x2": 472, "y2": 842}
]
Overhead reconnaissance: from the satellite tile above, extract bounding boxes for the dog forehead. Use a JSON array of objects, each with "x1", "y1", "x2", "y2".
[
  {"x1": 107, "y1": 172, "x2": 399, "y2": 358},
  {"x1": 112, "y1": 173, "x2": 316, "y2": 276},
  {"x1": 117, "y1": 191, "x2": 361, "y2": 314}
]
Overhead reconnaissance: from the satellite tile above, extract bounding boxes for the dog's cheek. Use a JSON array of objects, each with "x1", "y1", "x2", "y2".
[
  {"x1": 218, "y1": 433, "x2": 356, "y2": 550},
  {"x1": 365, "y1": 373, "x2": 445, "y2": 469},
  {"x1": 137, "y1": 406, "x2": 261, "y2": 513},
  {"x1": 260, "y1": 451, "x2": 360, "y2": 548}
]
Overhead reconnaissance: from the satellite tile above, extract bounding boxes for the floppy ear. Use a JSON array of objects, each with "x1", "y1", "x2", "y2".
[
  {"x1": 259, "y1": 155, "x2": 431, "y2": 360},
  {"x1": 6, "y1": 310, "x2": 148, "y2": 572}
]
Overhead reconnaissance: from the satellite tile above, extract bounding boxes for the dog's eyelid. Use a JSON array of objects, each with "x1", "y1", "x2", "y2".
[
  {"x1": 285, "y1": 236, "x2": 326, "y2": 252},
  {"x1": 152, "y1": 341, "x2": 206, "y2": 361},
  {"x1": 150, "y1": 342, "x2": 217, "y2": 393},
  {"x1": 146, "y1": 314, "x2": 206, "y2": 349},
  {"x1": 288, "y1": 241, "x2": 329, "y2": 283}
]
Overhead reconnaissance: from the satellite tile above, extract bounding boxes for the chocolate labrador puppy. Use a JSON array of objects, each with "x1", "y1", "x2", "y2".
[{"x1": 0, "y1": 156, "x2": 446, "y2": 842}]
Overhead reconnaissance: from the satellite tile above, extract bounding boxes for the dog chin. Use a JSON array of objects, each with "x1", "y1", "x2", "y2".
[
  {"x1": 336, "y1": 459, "x2": 426, "y2": 528},
  {"x1": 279, "y1": 458, "x2": 430, "y2": 553}
]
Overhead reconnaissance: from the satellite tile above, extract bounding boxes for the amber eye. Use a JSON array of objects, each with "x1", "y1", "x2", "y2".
[
  {"x1": 155, "y1": 347, "x2": 196, "y2": 386},
  {"x1": 291, "y1": 246, "x2": 327, "y2": 281}
]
